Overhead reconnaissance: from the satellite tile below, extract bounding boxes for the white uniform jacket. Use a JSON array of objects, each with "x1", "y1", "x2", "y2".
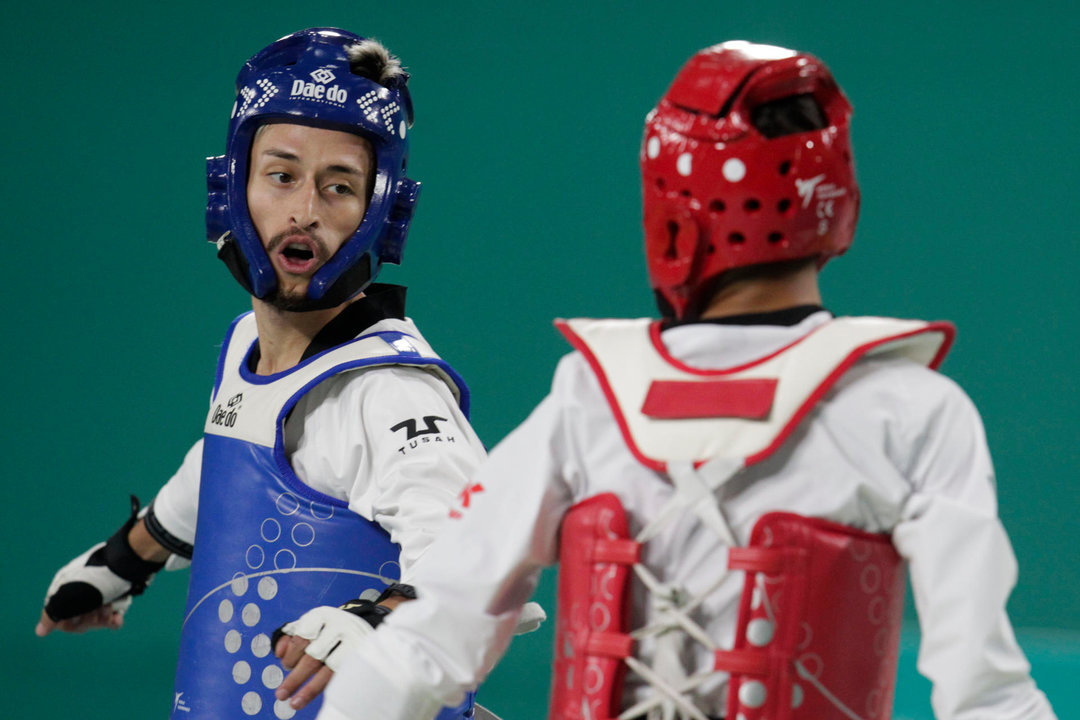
[
  {"x1": 150, "y1": 289, "x2": 487, "y2": 579},
  {"x1": 320, "y1": 310, "x2": 1055, "y2": 720}
]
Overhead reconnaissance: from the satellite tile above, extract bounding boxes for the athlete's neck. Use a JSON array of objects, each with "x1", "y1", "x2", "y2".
[
  {"x1": 250, "y1": 295, "x2": 359, "y2": 375},
  {"x1": 699, "y1": 263, "x2": 822, "y2": 320}
]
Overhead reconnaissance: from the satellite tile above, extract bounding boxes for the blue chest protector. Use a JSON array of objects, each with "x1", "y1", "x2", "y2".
[{"x1": 171, "y1": 313, "x2": 475, "y2": 719}]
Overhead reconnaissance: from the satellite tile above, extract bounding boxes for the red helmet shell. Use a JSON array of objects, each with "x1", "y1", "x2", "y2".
[{"x1": 642, "y1": 41, "x2": 859, "y2": 318}]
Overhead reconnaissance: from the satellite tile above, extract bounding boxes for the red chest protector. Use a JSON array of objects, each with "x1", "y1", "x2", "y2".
[{"x1": 548, "y1": 317, "x2": 953, "y2": 720}]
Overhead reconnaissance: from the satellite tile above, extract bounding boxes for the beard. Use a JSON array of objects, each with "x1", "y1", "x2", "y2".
[
  {"x1": 263, "y1": 286, "x2": 314, "y2": 312},
  {"x1": 263, "y1": 228, "x2": 331, "y2": 312}
]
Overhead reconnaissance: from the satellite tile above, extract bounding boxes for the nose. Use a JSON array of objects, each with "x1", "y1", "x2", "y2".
[{"x1": 288, "y1": 180, "x2": 321, "y2": 230}]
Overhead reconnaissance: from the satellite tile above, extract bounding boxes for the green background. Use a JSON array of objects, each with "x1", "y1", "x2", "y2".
[{"x1": 4, "y1": 1, "x2": 1076, "y2": 717}]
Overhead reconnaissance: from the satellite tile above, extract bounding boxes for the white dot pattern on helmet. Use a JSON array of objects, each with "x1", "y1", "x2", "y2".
[
  {"x1": 676, "y1": 153, "x2": 693, "y2": 177},
  {"x1": 739, "y1": 680, "x2": 767, "y2": 708},
  {"x1": 357, "y1": 91, "x2": 379, "y2": 112},
  {"x1": 723, "y1": 158, "x2": 747, "y2": 182},
  {"x1": 237, "y1": 80, "x2": 279, "y2": 118},
  {"x1": 237, "y1": 87, "x2": 256, "y2": 117},
  {"x1": 253, "y1": 80, "x2": 277, "y2": 111},
  {"x1": 399, "y1": 121, "x2": 407, "y2": 139},
  {"x1": 647, "y1": 137, "x2": 661, "y2": 159},
  {"x1": 380, "y1": 103, "x2": 401, "y2": 133},
  {"x1": 274, "y1": 699, "x2": 297, "y2": 719}
]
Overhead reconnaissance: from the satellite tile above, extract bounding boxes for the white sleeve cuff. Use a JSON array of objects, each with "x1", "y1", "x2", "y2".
[{"x1": 319, "y1": 638, "x2": 446, "y2": 720}]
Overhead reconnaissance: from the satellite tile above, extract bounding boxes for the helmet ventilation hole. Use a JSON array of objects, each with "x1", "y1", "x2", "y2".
[
  {"x1": 728, "y1": 232, "x2": 745, "y2": 244},
  {"x1": 779, "y1": 161, "x2": 792, "y2": 176},
  {"x1": 768, "y1": 232, "x2": 785, "y2": 244},
  {"x1": 664, "y1": 221, "x2": 680, "y2": 259},
  {"x1": 744, "y1": 198, "x2": 761, "y2": 213},
  {"x1": 709, "y1": 199, "x2": 726, "y2": 213},
  {"x1": 680, "y1": 189, "x2": 692, "y2": 198},
  {"x1": 656, "y1": 178, "x2": 666, "y2": 190},
  {"x1": 777, "y1": 198, "x2": 792, "y2": 214}
]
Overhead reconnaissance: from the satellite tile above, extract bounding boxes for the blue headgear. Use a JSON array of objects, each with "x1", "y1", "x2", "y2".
[{"x1": 207, "y1": 28, "x2": 419, "y2": 309}]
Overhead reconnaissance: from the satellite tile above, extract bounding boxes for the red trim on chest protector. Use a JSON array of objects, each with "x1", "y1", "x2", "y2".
[
  {"x1": 642, "y1": 378, "x2": 778, "y2": 419},
  {"x1": 555, "y1": 319, "x2": 956, "y2": 474}
]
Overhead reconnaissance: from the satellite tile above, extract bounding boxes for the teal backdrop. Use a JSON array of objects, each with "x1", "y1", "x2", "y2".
[{"x1": 4, "y1": 1, "x2": 1076, "y2": 717}]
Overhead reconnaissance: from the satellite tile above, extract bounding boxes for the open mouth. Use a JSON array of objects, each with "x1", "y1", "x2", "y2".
[
  {"x1": 276, "y1": 238, "x2": 320, "y2": 273},
  {"x1": 283, "y1": 243, "x2": 315, "y2": 262}
]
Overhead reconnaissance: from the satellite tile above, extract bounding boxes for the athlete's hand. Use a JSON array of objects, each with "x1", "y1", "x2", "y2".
[
  {"x1": 36, "y1": 540, "x2": 140, "y2": 636},
  {"x1": 273, "y1": 606, "x2": 376, "y2": 710},
  {"x1": 36, "y1": 603, "x2": 126, "y2": 636},
  {"x1": 274, "y1": 632, "x2": 334, "y2": 710}
]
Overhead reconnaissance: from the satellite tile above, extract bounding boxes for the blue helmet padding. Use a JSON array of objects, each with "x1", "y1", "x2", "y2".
[{"x1": 207, "y1": 28, "x2": 420, "y2": 306}]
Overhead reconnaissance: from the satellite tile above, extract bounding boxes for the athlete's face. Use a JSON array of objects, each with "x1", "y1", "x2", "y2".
[{"x1": 247, "y1": 123, "x2": 375, "y2": 304}]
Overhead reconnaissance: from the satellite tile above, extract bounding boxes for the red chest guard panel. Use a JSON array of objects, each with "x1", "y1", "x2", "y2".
[
  {"x1": 550, "y1": 494, "x2": 639, "y2": 720},
  {"x1": 719, "y1": 513, "x2": 905, "y2": 720},
  {"x1": 550, "y1": 501, "x2": 904, "y2": 720}
]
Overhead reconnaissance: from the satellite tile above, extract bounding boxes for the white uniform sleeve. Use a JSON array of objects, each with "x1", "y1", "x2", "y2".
[
  {"x1": 317, "y1": 357, "x2": 582, "y2": 720},
  {"x1": 148, "y1": 438, "x2": 203, "y2": 547},
  {"x1": 891, "y1": 373, "x2": 1056, "y2": 719},
  {"x1": 287, "y1": 365, "x2": 488, "y2": 576}
]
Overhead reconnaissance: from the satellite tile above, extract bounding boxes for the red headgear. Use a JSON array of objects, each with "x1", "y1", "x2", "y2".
[{"x1": 642, "y1": 41, "x2": 859, "y2": 318}]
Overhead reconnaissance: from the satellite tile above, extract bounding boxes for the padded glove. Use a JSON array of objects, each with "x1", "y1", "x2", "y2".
[{"x1": 42, "y1": 496, "x2": 165, "y2": 623}]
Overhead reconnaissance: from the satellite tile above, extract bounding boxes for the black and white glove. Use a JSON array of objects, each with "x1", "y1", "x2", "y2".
[
  {"x1": 273, "y1": 605, "x2": 376, "y2": 671},
  {"x1": 272, "y1": 583, "x2": 415, "y2": 670},
  {"x1": 41, "y1": 496, "x2": 165, "y2": 625}
]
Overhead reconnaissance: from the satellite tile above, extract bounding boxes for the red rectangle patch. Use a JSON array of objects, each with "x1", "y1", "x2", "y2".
[{"x1": 641, "y1": 378, "x2": 778, "y2": 419}]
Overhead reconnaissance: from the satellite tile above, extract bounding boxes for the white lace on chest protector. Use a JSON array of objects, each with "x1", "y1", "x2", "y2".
[
  {"x1": 555, "y1": 316, "x2": 951, "y2": 719},
  {"x1": 205, "y1": 313, "x2": 453, "y2": 448}
]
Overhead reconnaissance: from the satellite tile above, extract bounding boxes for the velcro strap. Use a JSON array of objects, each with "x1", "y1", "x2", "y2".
[
  {"x1": 144, "y1": 502, "x2": 194, "y2": 560},
  {"x1": 713, "y1": 649, "x2": 770, "y2": 675},
  {"x1": 592, "y1": 538, "x2": 641, "y2": 565},
  {"x1": 730, "y1": 546, "x2": 807, "y2": 574},
  {"x1": 585, "y1": 632, "x2": 634, "y2": 658},
  {"x1": 102, "y1": 495, "x2": 164, "y2": 587},
  {"x1": 727, "y1": 547, "x2": 787, "y2": 574}
]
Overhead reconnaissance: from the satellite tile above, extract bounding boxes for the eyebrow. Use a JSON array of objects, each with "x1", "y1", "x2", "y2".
[{"x1": 259, "y1": 148, "x2": 366, "y2": 177}]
